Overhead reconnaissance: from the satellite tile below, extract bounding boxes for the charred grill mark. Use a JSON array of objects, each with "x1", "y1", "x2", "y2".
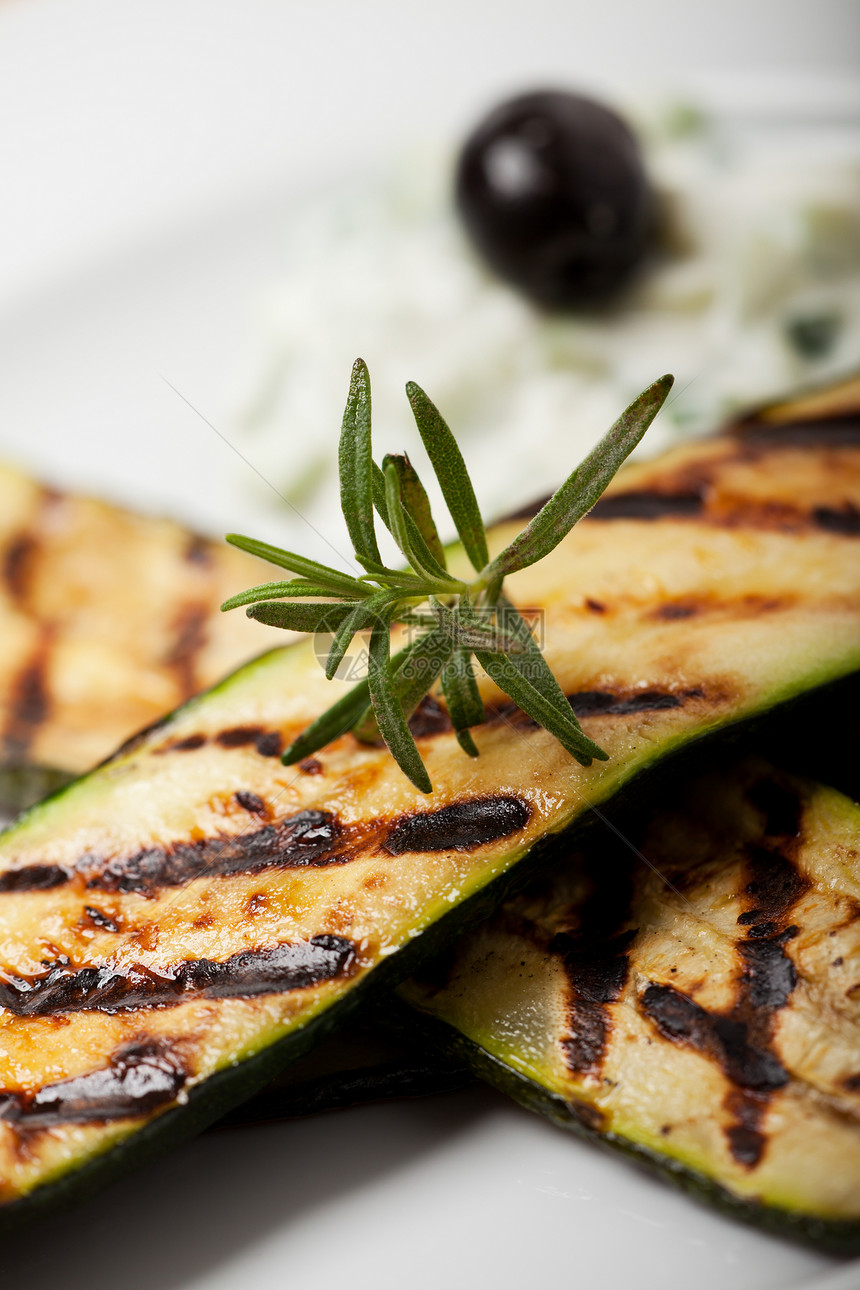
[
  {"x1": 383, "y1": 796, "x2": 531, "y2": 855},
  {"x1": 747, "y1": 923, "x2": 778, "y2": 944},
  {"x1": 3, "y1": 533, "x2": 37, "y2": 605},
  {"x1": 216, "y1": 725, "x2": 264, "y2": 748},
  {"x1": 83, "y1": 906, "x2": 121, "y2": 933},
  {"x1": 652, "y1": 595, "x2": 787, "y2": 624},
  {"x1": 653, "y1": 602, "x2": 699, "y2": 620},
  {"x1": 407, "y1": 695, "x2": 452, "y2": 739},
  {"x1": 357, "y1": 683, "x2": 691, "y2": 744},
  {"x1": 0, "y1": 863, "x2": 69, "y2": 893},
  {"x1": 588, "y1": 490, "x2": 706, "y2": 521},
  {"x1": 557, "y1": 933, "x2": 634, "y2": 1077},
  {"x1": 734, "y1": 412, "x2": 860, "y2": 451},
  {"x1": 0, "y1": 809, "x2": 347, "y2": 897},
  {"x1": 716, "y1": 500, "x2": 860, "y2": 534},
  {"x1": 158, "y1": 733, "x2": 207, "y2": 753},
  {"x1": 743, "y1": 845, "x2": 807, "y2": 926},
  {"x1": 85, "y1": 810, "x2": 343, "y2": 895},
  {"x1": 2, "y1": 638, "x2": 52, "y2": 762},
  {"x1": 724, "y1": 1090, "x2": 770, "y2": 1168},
  {"x1": 587, "y1": 425, "x2": 860, "y2": 535},
  {"x1": 0, "y1": 935, "x2": 356, "y2": 1015},
  {"x1": 508, "y1": 410, "x2": 860, "y2": 540},
  {"x1": 156, "y1": 728, "x2": 283, "y2": 757},
  {"x1": 568, "y1": 688, "x2": 703, "y2": 718},
  {"x1": 592, "y1": 491, "x2": 860, "y2": 536},
  {"x1": 641, "y1": 778, "x2": 810, "y2": 1168},
  {"x1": 485, "y1": 687, "x2": 708, "y2": 732},
  {"x1": 813, "y1": 504, "x2": 860, "y2": 536},
  {"x1": 640, "y1": 984, "x2": 789, "y2": 1092},
  {"x1": 743, "y1": 777, "x2": 808, "y2": 905},
  {"x1": 554, "y1": 841, "x2": 636, "y2": 1080},
  {"x1": 584, "y1": 598, "x2": 606, "y2": 614},
  {"x1": 215, "y1": 725, "x2": 286, "y2": 757},
  {"x1": 184, "y1": 534, "x2": 214, "y2": 567},
  {"x1": 0, "y1": 1040, "x2": 187, "y2": 1128},
  {"x1": 738, "y1": 929, "x2": 799, "y2": 1011},
  {"x1": 165, "y1": 603, "x2": 208, "y2": 699},
  {"x1": 2, "y1": 487, "x2": 61, "y2": 611},
  {"x1": 234, "y1": 791, "x2": 267, "y2": 816}
]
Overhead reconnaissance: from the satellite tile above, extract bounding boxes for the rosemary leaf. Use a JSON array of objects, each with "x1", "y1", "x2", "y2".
[
  {"x1": 435, "y1": 601, "x2": 527, "y2": 654},
  {"x1": 361, "y1": 570, "x2": 428, "y2": 592},
  {"x1": 226, "y1": 534, "x2": 364, "y2": 597},
  {"x1": 480, "y1": 374, "x2": 674, "y2": 582},
  {"x1": 396, "y1": 454, "x2": 446, "y2": 568},
  {"x1": 282, "y1": 678, "x2": 371, "y2": 765},
  {"x1": 383, "y1": 457, "x2": 455, "y2": 586},
  {"x1": 406, "y1": 381, "x2": 489, "y2": 573},
  {"x1": 389, "y1": 626, "x2": 453, "y2": 721},
  {"x1": 371, "y1": 461, "x2": 390, "y2": 529},
  {"x1": 492, "y1": 593, "x2": 581, "y2": 714},
  {"x1": 352, "y1": 626, "x2": 453, "y2": 745},
  {"x1": 324, "y1": 592, "x2": 399, "y2": 681},
  {"x1": 475, "y1": 649, "x2": 607, "y2": 767},
  {"x1": 339, "y1": 358, "x2": 380, "y2": 565},
  {"x1": 352, "y1": 634, "x2": 426, "y2": 743},
  {"x1": 441, "y1": 649, "x2": 485, "y2": 757},
  {"x1": 367, "y1": 620, "x2": 433, "y2": 794},
  {"x1": 489, "y1": 593, "x2": 607, "y2": 762},
  {"x1": 246, "y1": 601, "x2": 359, "y2": 633},
  {"x1": 284, "y1": 634, "x2": 424, "y2": 763},
  {"x1": 228, "y1": 365, "x2": 674, "y2": 792},
  {"x1": 373, "y1": 461, "x2": 449, "y2": 586},
  {"x1": 221, "y1": 580, "x2": 366, "y2": 611}
]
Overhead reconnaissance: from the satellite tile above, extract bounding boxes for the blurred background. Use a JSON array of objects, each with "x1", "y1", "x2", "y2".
[{"x1": 0, "y1": 0, "x2": 858, "y2": 562}]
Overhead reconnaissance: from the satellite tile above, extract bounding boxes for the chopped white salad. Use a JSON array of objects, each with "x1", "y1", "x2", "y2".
[{"x1": 229, "y1": 97, "x2": 860, "y2": 531}]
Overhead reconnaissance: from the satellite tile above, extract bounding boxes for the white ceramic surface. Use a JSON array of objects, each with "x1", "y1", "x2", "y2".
[{"x1": 0, "y1": 3, "x2": 857, "y2": 1287}]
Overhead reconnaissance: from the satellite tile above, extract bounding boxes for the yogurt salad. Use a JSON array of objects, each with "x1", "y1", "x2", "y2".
[{"x1": 230, "y1": 89, "x2": 860, "y2": 527}]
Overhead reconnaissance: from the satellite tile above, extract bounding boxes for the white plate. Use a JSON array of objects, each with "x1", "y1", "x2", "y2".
[{"x1": 0, "y1": 3, "x2": 857, "y2": 1287}]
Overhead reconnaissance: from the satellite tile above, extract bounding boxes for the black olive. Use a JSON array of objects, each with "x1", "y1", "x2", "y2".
[{"x1": 455, "y1": 90, "x2": 655, "y2": 310}]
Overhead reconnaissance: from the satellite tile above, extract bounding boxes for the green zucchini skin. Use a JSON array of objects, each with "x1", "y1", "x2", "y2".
[
  {"x1": 0, "y1": 764, "x2": 72, "y2": 816},
  {"x1": 2, "y1": 383, "x2": 860, "y2": 1228},
  {"x1": 401, "y1": 757, "x2": 860, "y2": 1253},
  {"x1": 181, "y1": 675, "x2": 849, "y2": 1142},
  {"x1": 397, "y1": 1008, "x2": 860, "y2": 1256},
  {"x1": 215, "y1": 1021, "x2": 472, "y2": 1127}
]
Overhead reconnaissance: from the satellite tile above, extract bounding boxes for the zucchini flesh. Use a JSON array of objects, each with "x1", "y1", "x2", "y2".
[
  {"x1": 0, "y1": 461, "x2": 282, "y2": 805},
  {"x1": 1, "y1": 387, "x2": 860, "y2": 1225},
  {"x1": 401, "y1": 758, "x2": 860, "y2": 1251}
]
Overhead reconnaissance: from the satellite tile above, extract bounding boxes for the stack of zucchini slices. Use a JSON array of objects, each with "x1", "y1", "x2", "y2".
[{"x1": 0, "y1": 376, "x2": 858, "y2": 1248}]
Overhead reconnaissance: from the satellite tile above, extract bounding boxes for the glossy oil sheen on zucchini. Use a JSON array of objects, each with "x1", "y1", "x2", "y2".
[
  {"x1": 0, "y1": 461, "x2": 282, "y2": 803},
  {"x1": 401, "y1": 758, "x2": 860, "y2": 1251},
  {"x1": 1, "y1": 381, "x2": 860, "y2": 1227}
]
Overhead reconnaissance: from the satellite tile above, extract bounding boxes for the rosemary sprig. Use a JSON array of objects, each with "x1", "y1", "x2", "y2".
[{"x1": 223, "y1": 358, "x2": 673, "y2": 793}]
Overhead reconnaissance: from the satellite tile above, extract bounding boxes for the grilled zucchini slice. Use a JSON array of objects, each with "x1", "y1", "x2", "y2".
[
  {"x1": 215, "y1": 1019, "x2": 470, "y2": 1127},
  {"x1": 401, "y1": 758, "x2": 860, "y2": 1252},
  {"x1": 1, "y1": 384, "x2": 860, "y2": 1228},
  {"x1": 0, "y1": 461, "x2": 282, "y2": 805}
]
